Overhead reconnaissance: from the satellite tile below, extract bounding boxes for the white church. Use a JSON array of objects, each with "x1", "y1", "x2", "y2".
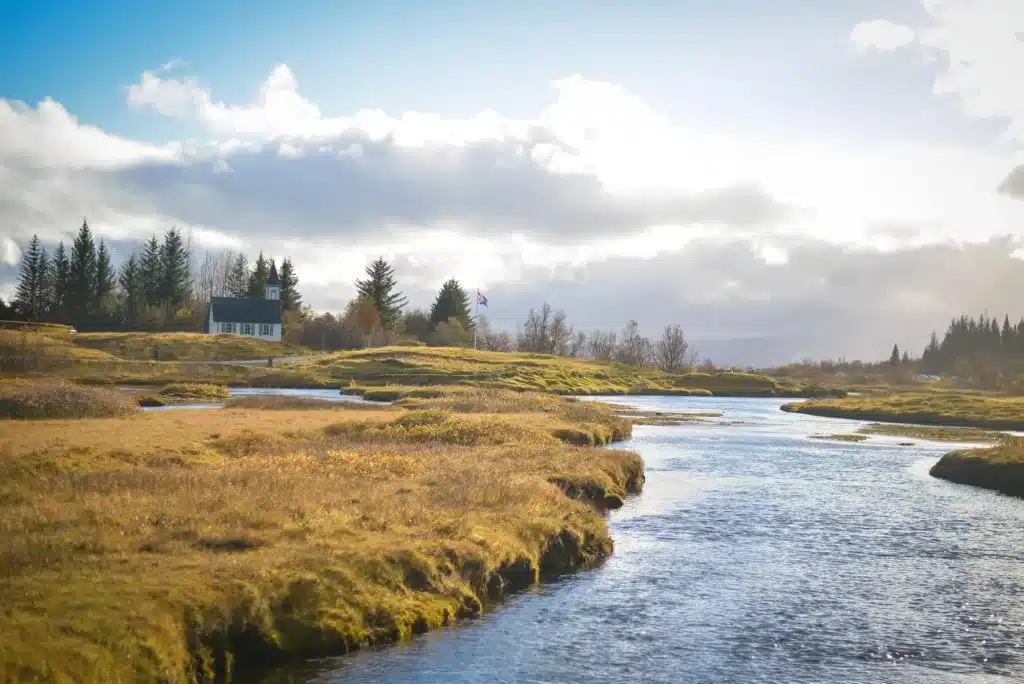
[{"x1": 204, "y1": 263, "x2": 283, "y2": 342}]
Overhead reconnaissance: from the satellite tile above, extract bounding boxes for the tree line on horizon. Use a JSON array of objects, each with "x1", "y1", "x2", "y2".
[
  {"x1": 7, "y1": 221, "x2": 304, "y2": 331},
  {"x1": 8, "y1": 232, "x2": 703, "y2": 371}
]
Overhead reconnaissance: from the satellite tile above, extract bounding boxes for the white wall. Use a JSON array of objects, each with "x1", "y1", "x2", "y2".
[{"x1": 209, "y1": 320, "x2": 282, "y2": 343}]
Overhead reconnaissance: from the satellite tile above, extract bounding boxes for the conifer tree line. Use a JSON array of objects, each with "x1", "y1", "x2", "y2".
[
  {"x1": 918, "y1": 312, "x2": 1024, "y2": 377},
  {"x1": 9, "y1": 221, "x2": 302, "y2": 329}
]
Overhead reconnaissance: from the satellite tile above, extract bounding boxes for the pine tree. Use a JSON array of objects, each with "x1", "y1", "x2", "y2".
[
  {"x1": 889, "y1": 343, "x2": 900, "y2": 366},
  {"x1": 428, "y1": 278, "x2": 472, "y2": 327},
  {"x1": 246, "y1": 252, "x2": 269, "y2": 298},
  {"x1": 226, "y1": 252, "x2": 250, "y2": 297},
  {"x1": 158, "y1": 227, "x2": 190, "y2": 313},
  {"x1": 355, "y1": 257, "x2": 408, "y2": 330},
  {"x1": 140, "y1": 236, "x2": 162, "y2": 308},
  {"x1": 94, "y1": 240, "x2": 116, "y2": 317},
  {"x1": 68, "y1": 219, "x2": 97, "y2": 319},
  {"x1": 118, "y1": 254, "x2": 144, "y2": 324},
  {"x1": 279, "y1": 257, "x2": 302, "y2": 311},
  {"x1": 49, "y1": 242, "x2": 70, "y2": 321},
  {"x1": 13, "y1": 235, "x2": 48, "y2": 320}
]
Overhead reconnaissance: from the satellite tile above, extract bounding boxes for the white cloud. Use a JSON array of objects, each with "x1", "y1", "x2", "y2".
[
  {"x1": 3, "y1": 49, "x2": 1024, "y2": 362},
  {"x1": 850, "y1": 19, "x2": 917, "y2": 52},
  {"x1": 1, "y1": 238, "x2": 21, "y2": 266}
]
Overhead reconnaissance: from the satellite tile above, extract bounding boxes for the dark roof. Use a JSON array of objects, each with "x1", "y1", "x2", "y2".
[
  {"x1": 209, "y1": 297, "x2": 282, "y2": 324},
  {"x1": 267, "y1": 261, "x2": 280, "y2": 286}
]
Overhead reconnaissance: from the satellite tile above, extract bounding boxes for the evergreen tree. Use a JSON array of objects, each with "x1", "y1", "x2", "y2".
[
  {"x1": 68, "y1": 219, "x2": 97, "y2": 319},
  {"x1": 94, "y1": 240, "x2": 116, "y2": 317},
  {"x1": 246, "y1": 252, "x2": 269, "y2": 298},
  {"x1": 889, "y1": 343, "x2": 900, "y2": 366},
  {"x1": 428, "y1": 278, "x2": 472, "y2": 328},
  {"x1": 140, "y1": 236, "x2": 162, "y2": 308},
  {"x1": 13, "y1": 235, "x2": 48, "y2": 320},
  {"x1": 279, "y1": 257, "x2": 302, "y2": 311},
  {"x1": 49, "y1": 242, "x2": 70, "y2": 321},
  {"x1": 226, "y1": 252, "x2": 250, "y2": 297},
  {"x1": 901, "y1": 350, "x2": 909, "y2": 364},
  {"x1": 355, "y1": 257, "x2": 408, "y2": 330},
  {"x1": 117, "y1": 254, "x2": 144, "y2": 324},
  {"x1": 158, "y1": 227, "x2": 190, "y2": 312}
]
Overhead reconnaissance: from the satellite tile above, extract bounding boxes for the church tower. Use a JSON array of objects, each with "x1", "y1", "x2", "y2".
[{"x1": 266, "y1": 261, "x2": 281, "y2": 300}]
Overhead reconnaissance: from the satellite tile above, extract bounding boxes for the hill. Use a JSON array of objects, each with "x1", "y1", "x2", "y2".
[{"x1": 70, "y1": 332, "x2": 309, "y2": 361}]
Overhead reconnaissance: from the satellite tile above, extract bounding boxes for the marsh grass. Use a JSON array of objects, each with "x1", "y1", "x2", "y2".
[
  {"x1": 930, "y1": 437, "x2": 1024, "y2": 497},
  {"x1": 858, "y1": 423, "x2": 1002, "y2": 443},
  {"x1": 0, "y1": 391, "x2": 642, "y2": 683},
  {"x1": 225, "y1": 395, "x2": 399, "y2": 411},
  {"x1": 0, "y1": 380, "x2": 138, "y2": 419},
  {"x1": 808, "y1": 433, "x2": 869, "y2": 443},
  {"x1": 783, "y1": 393, "x2": 1024, "y2": 430},
  {"x1": 70, "y1": 331, "x2": 310, "y2": 361},
  {"x1": 159, "y1": 383, "x2": 231, "y2": 400}
]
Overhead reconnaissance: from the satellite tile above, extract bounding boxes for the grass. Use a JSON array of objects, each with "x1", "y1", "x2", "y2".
[
  {"x1": 0, "y1": 380, "x2": 138, "y2": 420},
  {"x1": 158, "y1": 383, "x2": 231, "y2": 400},
  {"x1": 225, "y1": 395, "x2": 398, "y2": 411},
  {"x1": 930, "y1": 437, "x2": 1024, "y2": 498},
  {"x1": 857, "y1": 423, "x2": 1002, "y2": 443},
  {"x1": 0, "y1": 387, "x2": 642, "y2": 683},
  {"x1": 70, "y1": 332, "x2": 310, "y2": 362},
  {"x1": 809, "y1": 433, "x2": 869, "y2": 443},
  {"x1": 781, "y1": 393, "x2": 1024, "y2": 431},
  {"x1": 0, "y1": 329, "x2": 119, "y2": 365},
  {"x1": 313, "y1": 346, "x2": 836, "y2": 398}
]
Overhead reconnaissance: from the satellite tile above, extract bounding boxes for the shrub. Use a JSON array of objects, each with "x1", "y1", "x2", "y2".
[{"x1": 0, "y1": 381, "x2": 138, "y2": 419}]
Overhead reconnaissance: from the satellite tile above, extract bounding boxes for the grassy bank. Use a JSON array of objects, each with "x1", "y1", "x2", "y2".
[
  {"x1": 781, "y1": 393, "x2": 1024, "y2": 431},
  {"x1": 306, "y1": 347, "x2": 837, "y2": 397},
  {"x1": 70, "y1": 332, "x2": 310, "y2": 362},
  {"x1": 930, "y1": 437, "x2": 1024, "y2": 498},
  {"x1": 0, "y1": 387, "x2": 642, "y2": 683},
  {"x1": 858, "y1": 423, "x2": 1002, "y2": 443}
]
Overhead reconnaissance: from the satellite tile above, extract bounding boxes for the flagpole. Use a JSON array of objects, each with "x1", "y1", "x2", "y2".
[{"x1": 473, "y1": 290, "x2": 479, "y2": 349}]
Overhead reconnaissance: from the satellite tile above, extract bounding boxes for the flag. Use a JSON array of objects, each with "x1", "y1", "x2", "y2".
[{"x1": 477, "y1": 290, "x2": 488, "y2": 307}]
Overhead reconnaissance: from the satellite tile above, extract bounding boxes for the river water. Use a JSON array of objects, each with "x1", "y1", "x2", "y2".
[{"x1": 259, "y1": 396, "x2": 1024, "y2": 684}]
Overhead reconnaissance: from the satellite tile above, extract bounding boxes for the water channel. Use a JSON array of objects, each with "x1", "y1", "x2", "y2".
[{"x1": 252, "y1": 395, "x2": 1024, "y2": 683}]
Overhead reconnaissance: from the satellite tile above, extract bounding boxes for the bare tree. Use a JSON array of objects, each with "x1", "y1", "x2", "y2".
[
  {"x1": 614, "y1": 320, "x2": 653, "y2": 367},
  {"x1": 549, "y1": 308, "x2": 573, "y2": 355},
  {"x1": 655, "y1": 324, "x2": 694, "y2": 372},
  {"x1": 519, "y1": 303, "x2": 554, "y2": 353},
  {"x1": 588, "y1": 330, "x2": 617, "y2": 361},
  {"x1": 569, "y1": 330, "x2": 588, "y2": 357},
  {"x1": 475, "y1": 315, "x2": 515, "y2": 352}
]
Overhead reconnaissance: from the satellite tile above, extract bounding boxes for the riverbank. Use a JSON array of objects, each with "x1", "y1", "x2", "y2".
[
  {"x1": 781, "y1": 393, "x2": 1024, "y2": 431},
  {"x1": 0, "y1": 387, "x2": 642, "y2": 683},
  {"x1": 930, "y1": 437, "x2": 1024, "y2": 498}
]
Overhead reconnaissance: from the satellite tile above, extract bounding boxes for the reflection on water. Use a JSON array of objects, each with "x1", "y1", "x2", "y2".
[
  {"x1": 139, "y1": 387, "x2": 381, "y2": 411},
  {"x1": 251, "y1": 397, "x2": 1024, "y2": 684}
]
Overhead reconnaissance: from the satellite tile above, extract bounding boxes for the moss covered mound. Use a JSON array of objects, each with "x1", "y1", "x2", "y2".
[{"x1": 0, "y1": 380, "x2": 138, "y2": 420}]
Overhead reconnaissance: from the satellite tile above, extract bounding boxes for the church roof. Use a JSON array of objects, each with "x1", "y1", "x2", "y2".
[
  {"x1": 267, "y1": 262, "x2": 280, "y2": 286},
  {"x1": 209, "y1": 297, "x2": 282, "y2": 324}
]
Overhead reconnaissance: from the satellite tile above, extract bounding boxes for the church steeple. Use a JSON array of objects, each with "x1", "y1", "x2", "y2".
[{"x1": 266, "y1": 260, "x2": 280, "y2": 300}]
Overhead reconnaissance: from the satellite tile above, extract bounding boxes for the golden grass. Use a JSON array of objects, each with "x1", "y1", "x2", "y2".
[
  {"x1": 159, "y1": 383, "x2": 230, "y2": 400},
  {"x1": 858, "y1": 423, "x2": 1002, "y2": 443},
  {"x1": 71, "y1": 332, "x2": 310, "y2": 361},
  {"x1": 0, "y1": 329, "x2": 118, "y2": 363},
  {"x1": 930, "y1": 437, "x2": 1024, "y2": 497},
  {"x1": 808, "y1": 433, "x2": 869, "y2": 443},
  {"x1": 782, "y1": 393, "x2": 1024, "y2": 430},
  {"x1": 0, "y1": 380, "x2": 138, "y2": 420},
  {"x1": 0, "y1": 389, "x2": 642, "y2": 683},
  {"x1": 316, "y1": 346, "x2": 831, "y2": 397},
  {"x1": 225, "y1": 395, "x2": 399, "y2": 411}
]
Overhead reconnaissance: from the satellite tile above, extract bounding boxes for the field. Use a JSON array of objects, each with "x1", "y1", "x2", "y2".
[
  {"x1": 0, "y1": 387, "x2": 642, "y2": 683},
  {"x1": 297, "y1": 347, "x2": 835, "y2": 397},
  {"x1": 71, "y1": 332, "x2": 310, "y2": 361},
  {"x1": 781, "y1": 393, "x2": 1024, "y2": 431},
  {"x1": 930, "y1": 437, "x2": 1024, "y2": 498}
]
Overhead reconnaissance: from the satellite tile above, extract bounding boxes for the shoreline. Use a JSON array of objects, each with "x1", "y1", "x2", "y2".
[{"x1": 0, "y1": 387, "x2": 646, "y2": 682}]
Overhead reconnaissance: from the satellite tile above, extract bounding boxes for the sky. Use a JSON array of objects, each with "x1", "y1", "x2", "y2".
[{"x1": 1, "y1": 0, "x2": 1023, "y2": 365}]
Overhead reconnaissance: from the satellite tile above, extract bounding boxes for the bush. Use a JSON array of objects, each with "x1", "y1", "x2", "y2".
[{"x1": 0, "y1": 381, "x2": 138, "y2": 419}]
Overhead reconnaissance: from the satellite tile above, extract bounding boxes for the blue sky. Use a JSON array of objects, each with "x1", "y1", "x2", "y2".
[
  {"x1": 0, "y1": 0, "x2": 1022, "y2": 363},
  {"x1": 0, "y1": 0, "x2": 992, "y2": 145}
]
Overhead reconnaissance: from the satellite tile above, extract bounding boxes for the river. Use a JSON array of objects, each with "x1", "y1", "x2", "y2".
[{"x1": 255, "y1": 396, "x2": 1024, "y2": 684}]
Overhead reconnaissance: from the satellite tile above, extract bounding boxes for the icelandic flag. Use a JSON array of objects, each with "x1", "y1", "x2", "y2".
[{"x1": 477, "y1": 290, "x2": 488, "y2": 307}]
